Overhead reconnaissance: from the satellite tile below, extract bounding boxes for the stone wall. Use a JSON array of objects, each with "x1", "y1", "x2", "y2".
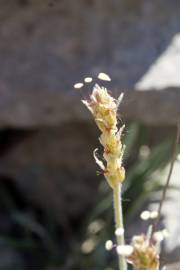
[{"x1": 0, "y1": 0, "x2": 180, "y2": 126}]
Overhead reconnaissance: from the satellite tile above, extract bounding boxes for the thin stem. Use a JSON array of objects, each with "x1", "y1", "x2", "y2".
[
  {"x1": 113, "y1": 183, "x2": 127, "y2": 270},
  {"x1": 152, "y1": 120, "x2": 180, "y2": 235}
]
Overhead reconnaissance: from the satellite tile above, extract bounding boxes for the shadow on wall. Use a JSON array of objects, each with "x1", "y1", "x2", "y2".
[{"x1": 0, "y1": 0, "x2": 180, "y2": 93}]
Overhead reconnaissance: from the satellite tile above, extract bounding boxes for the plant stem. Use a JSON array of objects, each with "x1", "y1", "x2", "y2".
[
  {"x1": 152, "y1": 119, "x2": 180, "y2": 236},
  {"x1": 113, "y1": 183, "x2": 127, "y2": 270}
]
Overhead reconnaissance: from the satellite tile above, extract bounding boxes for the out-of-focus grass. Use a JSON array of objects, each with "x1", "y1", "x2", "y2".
[
  {"x1": 88, "y1": 123, "x2": 173, "y2": 221},
  {"x1": 79, "y1": 123, "x2": 177, "y2": 270},
  {"x1": 0, "y1": 123, "x2": 178, "y2": 270}
]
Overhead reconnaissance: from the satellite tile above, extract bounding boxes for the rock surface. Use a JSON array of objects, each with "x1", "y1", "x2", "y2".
[
  {"x1": 136, "y1": 34, "x2": 180, "y2": 91},
  {"x1": 0, "y1": 0, "x2": 180, "y2": 126},
  {"x1": 161, "y1": 161, "x2": 180, "y2": 263},
  {"x1": 0, "y1": 123, "x2": 100, "y2": 226},
  {"x1": 0, "y1": 242, "x2": 25, "y2": 270},
  {"x1": 167, "y1": 263, "x2": 180, "y2": 270}
]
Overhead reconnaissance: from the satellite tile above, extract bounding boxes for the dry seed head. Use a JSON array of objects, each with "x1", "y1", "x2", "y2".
[
  {"x1": 128, "y1": 235, "x2": 159, "y2": 270},
  {"x1": 82, "y1": 84, "x2": 125, "y2": 189}
]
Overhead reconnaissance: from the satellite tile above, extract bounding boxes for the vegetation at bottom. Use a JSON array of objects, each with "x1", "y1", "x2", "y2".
[{"x1": 0, "y1": 123, "x2": 178, "y2": 270}]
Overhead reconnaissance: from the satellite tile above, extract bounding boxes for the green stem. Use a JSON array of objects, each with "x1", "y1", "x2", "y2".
[{"x1": 113, "y1": 183, "x2": 127, "y2": 270}]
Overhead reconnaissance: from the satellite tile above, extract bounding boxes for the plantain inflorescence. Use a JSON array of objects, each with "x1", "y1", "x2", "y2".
[{"x1": 82, "y1": 84, "x2": 125, "y2": 189}]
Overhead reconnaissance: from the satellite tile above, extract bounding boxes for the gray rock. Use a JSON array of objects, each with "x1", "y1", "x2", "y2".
[
  {"x1": 0, "y1": 240, "x2": 25, "y2": 270},
  {"x1": 145, "y1": 161, "x2": 180, "y2": 264},
  {"x1": 0, "y1": 0, "x2": 180, "y2": 126},
  {"x1": 160, "y1": 161, "x2": 180, "y2": 263},
  {"x1": 166, "y1": 263, "x2": 180, "y2": 270},
  {"x1": 136, "y1": 34, "x2": 180, "y2": 91},
  {"x1": 0, "y1": 123, "x2": 100, "y2": 225},
  {"x1": 120, "y1": 88, "x2": 180, "y2": 125}
]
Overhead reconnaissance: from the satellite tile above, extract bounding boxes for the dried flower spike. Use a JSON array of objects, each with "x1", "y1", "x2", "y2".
[
  {"x1": 128, "y1": 235, "x2": 159, "y2": 270},
  {"x1": 82, "y1": 84, "x2": 125, "y2": 189},
  {"x1": 82, "y1": 83, "x2": 127, "y2": 270}
]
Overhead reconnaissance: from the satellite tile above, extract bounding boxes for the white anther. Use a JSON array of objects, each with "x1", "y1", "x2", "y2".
[
  {"x1": 74, "y1": 82, "x2": 84, "y2": 89},
  {"x1": 140, "y1": 210, "x2": 150, "y2": 220},
  {"x1": 115, "y1": 228, "x2": 124, "y2": 236},
  {"x1": 116, "y1": 245, "x2": 133, "y2": 256},
  {"x1": 84, "y1": 77, "x2": 93, "y2": 83},
  {"x1": 105, "y1": 240, "x2": 113, "y2": 251},
  {"x1": 97, "y1": 72, "x2": 111, "y2": 81}
]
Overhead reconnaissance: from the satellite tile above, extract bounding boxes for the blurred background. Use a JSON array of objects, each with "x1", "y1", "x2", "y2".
[{"x1": 0, "y1": 0, "x2": 180, "y2": 269}]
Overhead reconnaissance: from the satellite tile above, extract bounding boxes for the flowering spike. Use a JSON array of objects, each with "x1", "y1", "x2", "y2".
[
  {"x1": 128, "y1": 235, "x2": 159, "y2": 270},
  {"x1": 82, "y1": 84, "x2": 125, "y2": 189},
  {"x1": 82, "y1": 81, "x2": 128, "y2": 270}
]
